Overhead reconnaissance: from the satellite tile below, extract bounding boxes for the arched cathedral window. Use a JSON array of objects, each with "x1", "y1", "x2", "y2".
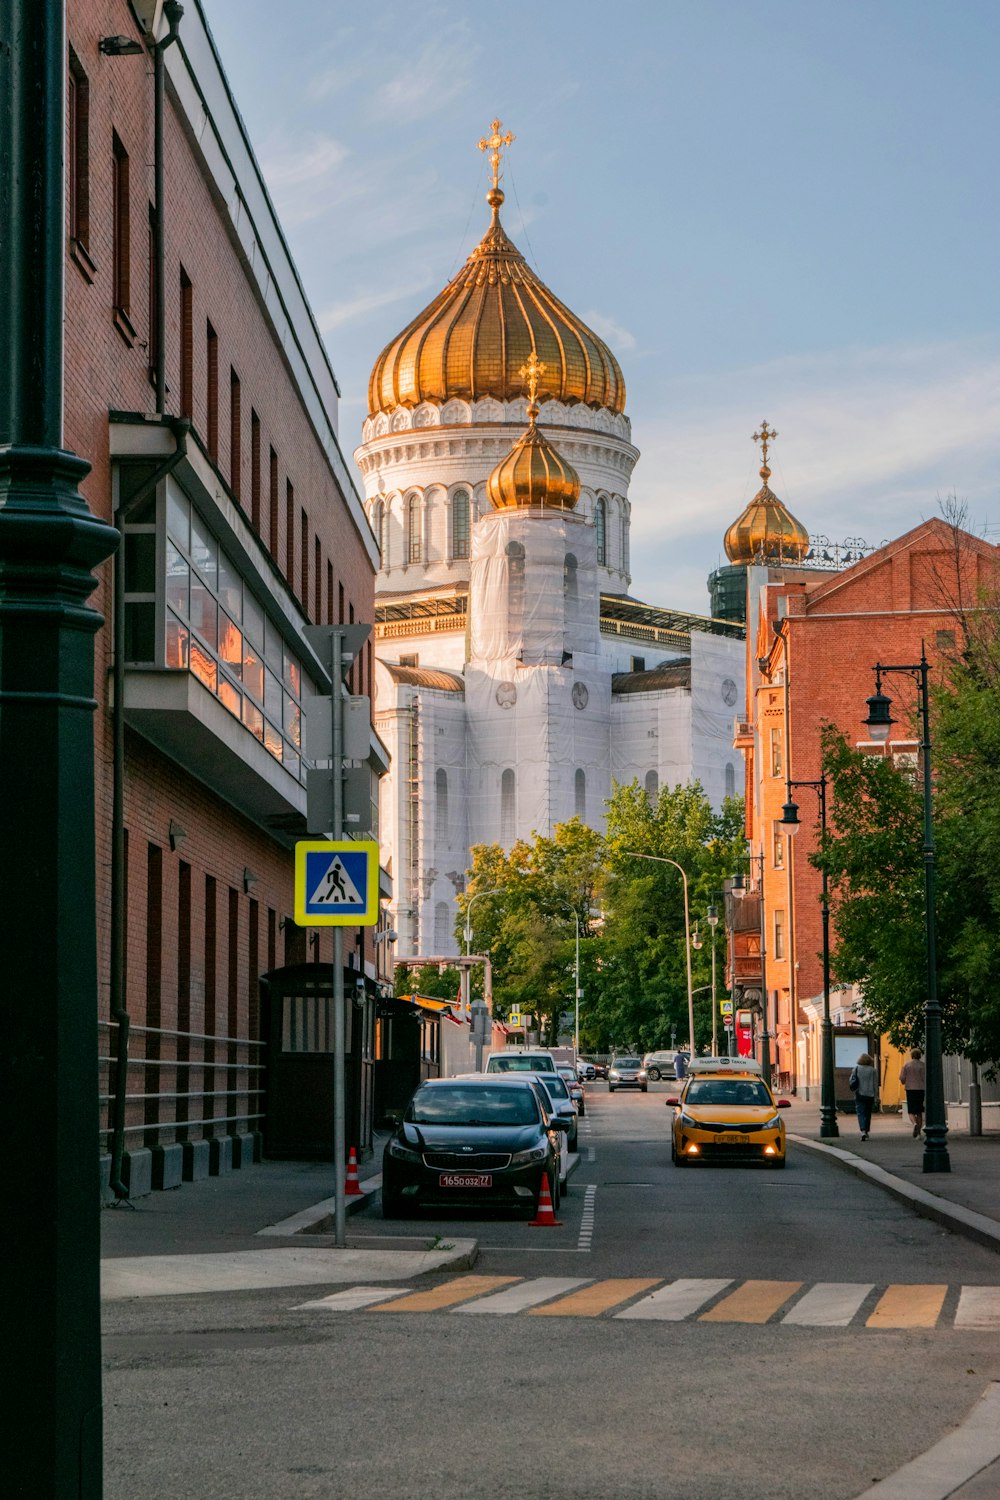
[
  {"x1": 506, "y1": 540, "x2": 525, "y2": 634},
  {"x1": 407, "y1": 495, "x2": 421, "y2": 564},
  {"x1": 574, "y1": 768, "x2": 586, "y2": 820},
  {"x1": 595, "y1": 498, "x2": 607, "y2": 566},
  {"x1": 434, "y1": 901, "x2": 451, "y2": 952},
  {"x1": 500, "y1": 768, "x2": 516, "y2": 846},
  {"x1": 725, "y1": 762, "x2": 736, "y2": 798},
  {"x1": 374, "y1": 500, "x2": 386, "y2": 568},
  {"x1": 435, "y1": 768, "x2": 449, "y2": 844},
  {"x1": 564, "y1": 553, "x2": 578, "y2": 613},
  {"x1": 452, "y1": 489, "x2": 470, "y2": 560},
  {"x1": 645, "y1": 769, "x2": 659, "y2": 805}
]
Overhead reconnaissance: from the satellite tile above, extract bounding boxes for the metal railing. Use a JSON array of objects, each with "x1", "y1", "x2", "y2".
[{"x1": 98, "y1": 1019, "x2": 265, "y2": 1143}]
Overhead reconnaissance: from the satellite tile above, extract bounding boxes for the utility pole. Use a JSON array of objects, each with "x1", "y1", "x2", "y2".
[{"x1": 1, "y1": 4, "x2": 119, "y2": 1493}]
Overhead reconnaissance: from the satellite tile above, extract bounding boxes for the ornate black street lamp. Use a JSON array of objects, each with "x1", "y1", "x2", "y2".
[
  {"x1": 782, "y1": 778, "x2": 838, "y2": 1138},
  {"x1": 863, "y1": 648, "x2": 950, "y2": 1173}
]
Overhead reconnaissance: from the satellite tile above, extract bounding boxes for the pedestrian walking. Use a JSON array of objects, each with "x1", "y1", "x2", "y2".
[
  {"x1": 899, "y1": 1047, "x2": 926, "y2": 1138},
  {"x1": 849, "y1": 1053, "x2": 879, "y2": 1141}
]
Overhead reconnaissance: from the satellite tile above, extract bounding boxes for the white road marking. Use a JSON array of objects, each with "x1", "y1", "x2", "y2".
[
  {"x1": 587, "y1": 1147, "x2": 596, "y2": 1162},
  {"x1": 782, "y1": 1282, "x2": 874, "y2": 1327},
  {"x1": 577, "y1": 1184, "x2": 597, "y2": 1252},
  {"x1": 955, "y1": 1287, "x2": 1000, "y2": 1328},
  {"x1": 454, "y1": 1277, "x2": 589, "y2": 1314},
  {"x1": 294, "y1": 1285, "x2": 414, "y2": 1311},
  {"x1": 615, "y1": 1278, "x2": 732, "y2": 1321},
  {"x1": 854, "y1": 1382, "x2": 1000, "y2": 1500}
]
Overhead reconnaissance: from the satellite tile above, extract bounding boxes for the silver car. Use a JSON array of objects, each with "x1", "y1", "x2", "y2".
[{"x1": 608, "y1": 1057, "x2": 648, "y2": 1093}]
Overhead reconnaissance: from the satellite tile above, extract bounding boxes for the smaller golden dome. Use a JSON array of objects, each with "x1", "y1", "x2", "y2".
[
  {"x1": 724, "y1": 421, "x2": 809, "y2": 565},
  {"x1": 486, "y1": 354, "x2": 581, "y2": 511}
]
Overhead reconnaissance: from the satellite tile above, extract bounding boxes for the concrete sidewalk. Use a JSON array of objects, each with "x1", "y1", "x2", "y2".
[{"x1": 786, "y1": 1096, "x2": 1000, "y2": 1254}]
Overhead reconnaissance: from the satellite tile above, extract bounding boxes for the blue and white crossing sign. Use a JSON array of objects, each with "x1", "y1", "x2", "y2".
[{"x1": 294, "y1": 840, "x2": 379, "y2": 927}]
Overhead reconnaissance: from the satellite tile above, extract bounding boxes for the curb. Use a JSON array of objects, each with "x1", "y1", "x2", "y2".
[{"x1": 789, "y1": 1133, "x2": 1000, "y2": 1254}]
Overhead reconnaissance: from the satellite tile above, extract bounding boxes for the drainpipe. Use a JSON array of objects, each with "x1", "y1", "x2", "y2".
[
  {"x1": 108, "y1": 417, "x2": 189, "y2": 1200},
  {"x1": 153, "y1": 2, "x2": 183, "y2": 416}
]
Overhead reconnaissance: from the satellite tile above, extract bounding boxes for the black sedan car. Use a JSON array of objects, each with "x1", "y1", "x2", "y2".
[{"x1": 381, "y1": 1077, "x2": 569, "y2": 1219}]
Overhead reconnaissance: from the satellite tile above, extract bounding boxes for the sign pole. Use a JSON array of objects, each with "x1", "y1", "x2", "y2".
[{"x1": 331, "y1": 630, "x2": 346, "y2": 1248}]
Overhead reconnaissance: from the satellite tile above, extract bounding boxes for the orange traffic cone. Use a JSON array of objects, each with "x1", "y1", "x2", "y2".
[
  {"x1": 528, "y1": 1173, "x2": 562, "y2": 1227},
  {"x1": 345, "y1": 1147, "x2": 363, "y2": 1197}
]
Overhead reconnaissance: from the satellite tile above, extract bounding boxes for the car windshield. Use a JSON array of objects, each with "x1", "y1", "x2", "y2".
[
  {"x1": 685, "y1": 1079, "x2": 772, "y2": 1107},
  {"x1": 407, "y1": 1085, "x2": 539, "y2": 1125},
  {"x1": 488, "y1": 1055, "x2": 554, "y2": 1072},
  {"x1": 615, "y1": 1059, "x2": 641, "y2": 1069}
]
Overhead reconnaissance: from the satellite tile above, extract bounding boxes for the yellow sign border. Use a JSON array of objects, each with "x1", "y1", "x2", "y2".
[{"x1": 294, "y1": 840, "x2": 380, "y2": 927}]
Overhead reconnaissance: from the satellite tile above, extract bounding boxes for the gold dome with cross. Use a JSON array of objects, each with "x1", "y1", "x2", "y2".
[
  {"x1": 367, "y1": 120, "x2": 626, "y2": 418},
  {"x1": 724, "y1": 422, "x2": 810, "y2": 565},
  {"x1": 486, "y1": 352, "x2": 582, "y2": 511}
]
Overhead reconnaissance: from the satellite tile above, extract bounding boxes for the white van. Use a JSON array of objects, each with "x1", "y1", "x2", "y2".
[{"x1": 484, "y1": 1050, "x2": 558, "y2": 1074}]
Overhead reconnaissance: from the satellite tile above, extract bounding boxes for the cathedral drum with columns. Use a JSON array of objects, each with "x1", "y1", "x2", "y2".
[{"x1": 355, "y1": 123, "x2": 746, "y2": 955}]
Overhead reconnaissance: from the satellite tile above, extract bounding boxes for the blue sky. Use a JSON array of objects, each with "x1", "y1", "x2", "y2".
[{"x1": 202, "y1": 0, "x2": 1000, "y2": 614}]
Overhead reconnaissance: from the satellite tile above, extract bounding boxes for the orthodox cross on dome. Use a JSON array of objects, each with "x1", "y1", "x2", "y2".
[
  {"x1": 478, "y1": 117, "x2": 515, "y2": 191},
  {"x1": 519, "y1": 350, "x2": 546, "y2": 417},
  {"x1": 752, "y1": 420, "x2": 778, "y2": 474}
]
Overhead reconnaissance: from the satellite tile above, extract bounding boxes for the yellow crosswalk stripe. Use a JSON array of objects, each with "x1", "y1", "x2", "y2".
[
  {"x1": 866, "y1": 1284, "x2": 947, "y2": 1329},
  {"x1": 700, "y1": 1280, "x2": 802, "y2": 1324},
  {"x1": 528, "y1": 1278, "x2": 660, "y2": 1317},
  {"x1": 368, "y1": 1275, "x2": 520, "y2": 1313}
]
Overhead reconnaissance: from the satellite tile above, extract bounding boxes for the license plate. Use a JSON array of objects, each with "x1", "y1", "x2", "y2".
[
  {"x1": 439, "y1": 1173, "x2": 492, "y2": 1188},
  {"x1": 719, "y1": 1133, "x2": 743, "y2": 1145}
]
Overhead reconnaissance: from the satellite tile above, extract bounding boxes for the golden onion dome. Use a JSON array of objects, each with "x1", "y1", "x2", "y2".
[
  {"x1": 724, "y1": 422, "x2": 810, "y2": 565},
  {"x1": 486, "y1": 354, "x2": 581, "y2": 511},
  {"x1": 367, "y1": 186, "x2": 626, "y2": 418}
]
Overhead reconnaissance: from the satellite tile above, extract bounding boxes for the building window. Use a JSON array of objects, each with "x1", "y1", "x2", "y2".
[
  {"x1": 374, "y1": 500, "x2": 386, "y2": 567},
  {"x1": 250, "y1": 410, "x2": 261, "y2": 530},
  {"x1": 229, "y1": 369, "x2": 241, "y2": 500},
  {"x1": 179, "y1": 268, "x2": 193, "y2": 417},
  {"x1": 452, "y1": 489, "x2": 470, "y2": 560},
  {"x1": 725, "y1": 762, "x2": 736, "y2": 798},
  {"x1": 574, "y1": 768, "x2": 586, "y2": 820},
  {"x1": 595, "y1": 497, "x2": 607, "y2": 566},
  {"x1": 268, "y1": 447, "x2": 279, "y2": 561},
  {"x1": 435, "y1": 768, "x2": 449, "y2": 844},
  {"x1": 163, "y1": 487, "x2": 305, "y2": 781},
  {"x1": 112, "y1": 131, "x2": 131, "y2": 319},
  {"x1": 500, "y1": 769, "x2": 516, "y2": 845},
  {"x1": 434, "y1": 901, "x2": 451, "y2": 952},
  {"x1": 936, "y1": 629, "x2": 955, "y2": 652},
  {"x1": 564, "y1": 553, "x2": 578, "y2": 613},
  {"x1": 770, "y1": 726, "x2": 783, "y2": 778},
  {"x1": 68, "y1": 50, "x2": 91, "y2": 254},
  {"x1": 621, "y1": 509, "x2": 629, "y2": 574},
  {"x1": 407, "y1": 496, "x2": 421, "y2": 564},
  {"x1": 285, "y1": 480, "x2": 295, "y2": 583},
  {"x1": 399, "y1": 653, "x2": 418, "y2": 667},
  {"x1": 506, "y1": 539, "x2": 525, "y2": 631},
  {"x1": 314, "y1": 536, "x2": 321, "y2": 622},
  {"x1": 206, "y1": 322, "x2": 219, "y2": 460},
  {"x1": 630, "y1": 656, "x2": 645, "y2": 673},
  {"x1": 772, "y1": 820, "x2": 784, "y2": 870},
  {"x1": 645, "y1": 769, "x2": 659, "y2": 804},
  {"x1": 774, "y1": 909, "x2": 786, "y2": 961},
  {"x1": 300, "y1": 508, "x2": 309, "y2": 605}
]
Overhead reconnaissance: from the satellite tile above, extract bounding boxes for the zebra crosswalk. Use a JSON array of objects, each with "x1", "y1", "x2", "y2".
[{"x1": 294, "y1": 1275, "x2": 1000, "y2": 1330}]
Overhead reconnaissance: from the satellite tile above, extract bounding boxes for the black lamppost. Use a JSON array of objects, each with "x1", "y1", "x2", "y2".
[
  {"x1": 863, "y1": 647, "x2": 950, "y2": 1174},
  {"x1": 1, "y1": 2, "x2": 119, "y2": 1491},
  {"x1": 782, "y1": 778, "x2": 838, "y2": 1138}
]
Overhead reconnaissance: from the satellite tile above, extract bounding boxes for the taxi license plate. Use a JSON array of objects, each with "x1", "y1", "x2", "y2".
[
  {"x1": 439, "y1": 1172, "x2": 492, "y2": 1188},
  {"x1": 719, "y1": 1133, "x2": 743, "y2": 1145}
]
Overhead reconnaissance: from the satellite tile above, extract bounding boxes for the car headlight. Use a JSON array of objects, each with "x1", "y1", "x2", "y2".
[
  {"x1": 387, "y1": 1139, "x2": 422, "y2": 1163},
  {"x1": 760, "y1": 1115, "x2": 782, "y2": 1132},
  {"x1": 679, "y1": 1112, "x2": 698, "y2": 1129},
  {"x1": 511, "y1": 1146, "x2": 549, "y2": 1166},
  {"x1": 638, "y1": 1070, "x2": 647, "y2": 1079},
  {"x1": 609, "y1": 1070, "x2": 620, "y2": 1080}
]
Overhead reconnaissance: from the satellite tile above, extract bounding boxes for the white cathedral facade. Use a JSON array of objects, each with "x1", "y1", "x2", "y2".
[{"x1": 354, "y1": 140, "x2": 745, "y2": 957}]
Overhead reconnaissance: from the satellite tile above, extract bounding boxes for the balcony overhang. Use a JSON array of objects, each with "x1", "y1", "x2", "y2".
[{"x1": 123, "y1": 667, "x2": 307, "y2": 846}]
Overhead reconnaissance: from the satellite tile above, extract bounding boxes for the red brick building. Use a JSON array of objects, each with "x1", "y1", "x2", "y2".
[
  {"x1": 65, "y1": 0, "x2": 389, "y2": 1194},
  {"x1": 743, "y1": 518, "x2": 998, "y2": 1093}
]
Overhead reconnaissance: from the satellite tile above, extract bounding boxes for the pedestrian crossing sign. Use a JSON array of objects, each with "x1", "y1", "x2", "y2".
[{"x1": 294, "y1": 840, "x2": 379, "y2": 926}]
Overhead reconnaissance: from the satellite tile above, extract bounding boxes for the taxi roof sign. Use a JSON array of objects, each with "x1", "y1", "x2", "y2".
[{"x1": 294, "y1": 840, "x2": 379, "y2": 926}]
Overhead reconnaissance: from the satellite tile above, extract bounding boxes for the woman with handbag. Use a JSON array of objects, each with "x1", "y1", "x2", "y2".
[{"x1": 849, "y1": 1053, "x2": 879, "y2": 1141}]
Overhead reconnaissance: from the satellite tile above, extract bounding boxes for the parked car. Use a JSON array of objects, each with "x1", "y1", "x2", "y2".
[
  {"x1": 576, "y1": 1058, "x2": 596, "y2": 1081},
  {"x1": 665, "y1": 1065, "x2": 790, "y2": 1168},
  {"x1": 524, "y1": 1069, "x2": 579, "y2": 1152},
  {"x1": 557, "y1": 1065, "x2": 586, "y2": 1118},
  {"x1": 483, "y1": 1049, "x2": 558, "y2": 1074},
  {"x1": 608, "y1": 1057, "x2": 647, "y2": 1093},
  {"x1": 381, "y1": 1076, "x2": 569, "y2": 1218}
]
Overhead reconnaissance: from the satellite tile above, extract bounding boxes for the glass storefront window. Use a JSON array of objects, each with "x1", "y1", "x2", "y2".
[
  {"x1": 242, "y1": 698, "x2": 264, "y2": 741},
  {"x1": 218, "y1": 552, "x2": 241, "y2": 620},
  {"x1": 219, "y1": 613, "x2": 242, "y2": 674},
  {"x1": 190, "y1": 579, "x2": 218, "y2": 647},
  {"x1": 283, "y1": 694, "x2": 301, "y2": 749},
  {"x1": 190, "y1": 512, "x2": 218, "y2": 587},
  {"x1": 242, "y1": 644, "x2": 264, "y2": 702},
  {"x1": 190, "y1": 639, "x2": 217, "y2": 691},
  {"x1": 166, "y1": 614, "x2": 189, "y2": 669},
  {"x1": 166, "y1": 543, "x2": 189, "y2": 615},
  {"x1": 167, "y1": 489, "x2": 190, "y2": 553},
  {"x1": 218, "y1": 676, "x2": 241, "y2": 718},
  {"x1": 243, "y1": 591, "x2": 264, "y2": 648},
  {"x1": 282, "y1": 646, "x2": 300, "y2": 695}
]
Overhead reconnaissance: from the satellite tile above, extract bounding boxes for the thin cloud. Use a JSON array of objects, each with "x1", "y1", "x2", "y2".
[
  {"x1": 318, "y1": 278, "x2": 436, "y2": 335},
  {"x1": 582, "y1": 309, "x2": 636, "y2": 351},
  {"x1": 258, "y1": 132, "x2": 350, "y2": 226},
  {"x1": 375, "y1": 31, "x2": 482, "y2": 123}
]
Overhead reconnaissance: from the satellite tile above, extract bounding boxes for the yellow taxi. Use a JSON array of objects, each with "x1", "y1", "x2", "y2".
[{"x1": 666, "y1": 1060, "x2": 791, "y2": 1169}]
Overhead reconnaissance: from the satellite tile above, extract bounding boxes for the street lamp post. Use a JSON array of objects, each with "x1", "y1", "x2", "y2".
[
  {"x1": 863, "y1": 649, "x2": 950, "y2": 1173},
  {"x1": 706, "y1": 903, "x2": 720, "y2": 1056},
  {"x1": 626, "y1": 853, "x2": 695, "y2": 1057},
  {"x1": 782, "y1": 777, "x2": 838, "y2": 1138},
  {"x1": 462, "y1": 888, "x2": 499, "y2": 1050}
]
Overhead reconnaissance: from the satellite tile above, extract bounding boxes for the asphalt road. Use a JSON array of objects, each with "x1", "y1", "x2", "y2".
[{"x1": 102, "y1": 1084, "x2": 1000, "y2": 1499}]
